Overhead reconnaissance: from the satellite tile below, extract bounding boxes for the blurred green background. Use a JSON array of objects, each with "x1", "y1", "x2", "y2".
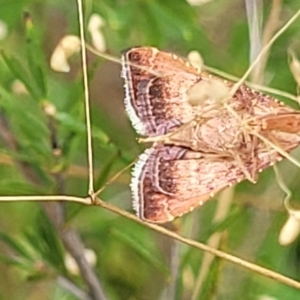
[{"x1": 0, "y1": 0, "x2": 300, "y2": 299}]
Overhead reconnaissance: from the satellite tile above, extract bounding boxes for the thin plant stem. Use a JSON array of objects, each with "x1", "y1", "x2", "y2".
[
  {"x1": 0, "y1": 195, "x2": 90, "y2": 204},
  {"x1": 230, "y1": 8, "x2": 300, "y2": 96},
  {"x1": 77, "y1": 0, "x2": 94, "y2": 196},
  {"x1": 86, "y1": 34, "x2": 300, "y2": 104},
  {"x1": 57, "y1": 276, "x2": 92, "y2": 300},
  {"x1": 204, "y1": 65, "x2": 298, "y2": 102},
  {"x1": 94, "y1": 160, "x2": 135, "y2": 197},
  {"x1": 191, "y1": 187, "x2": 235, "y2": 300},
  {"x1": 95, "y1": 198, "x2": 300, "y2": 290},
  {"x1": 273, "y1": 164, "x2": 293, "y2": 210},
  {"x1": 251, "y1": 0, "x2": 282, "y2": 83},
  {"x1": 0, "y1": 192, "x2": 299, "y2": 289}
]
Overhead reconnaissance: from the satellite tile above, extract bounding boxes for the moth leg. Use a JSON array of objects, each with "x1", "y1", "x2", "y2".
[
  {"x1": 230, "y1": 153, "x2": 256, "y2": 183},
  {"x1": 227, "y1": 127, "x2": 258, "y2": 183}
]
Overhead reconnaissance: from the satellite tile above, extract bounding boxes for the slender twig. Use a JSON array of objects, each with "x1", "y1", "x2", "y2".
[
  {"x1": 191, "y1": 187, "x2": 235, "y2": 300},
  {"x1": 95, "y1": 198, "x2": 300, "y2": 290},
  {"x1": 160, "y1": 239, "x2": 180, "y2": 300},
  {"x1": 215, "y1": 1, "x2": 287, "y2": 294},
  {"x1": 47, "y1": 103, "x2": 107, "y2": 300},
  {"x1": 230, "y1": 8, "x2": 300, "y2": 95},
  {"x1": 94, "y1": 160, "x2": 135, "y2": 197},
  {"x1": 57, "y1": 276, "x2": 92, "y2": 300},
  {"x1": 245, "y1": 0, "x2": 262, "y2": 72},
  {"x1": 42, "y1": 201, "x2": 107, "y2": 300},
  {"x1": 0, "y1": 107, "x2": 106, "y2": 299},
  {"x1": 86, "y1": 31, "x2": 300, "y2": 104},
  {"x1": 251, "y1": 0, "x2": 282, "y2": 84},
  {"x1": 273, "y1": 164, "x2": 292, "y2": 208},
  {"x1": 0, "y1": 92, "x2": 105, "y2": 299},
  {"x1": 58, "y1": 225, "x2": 107, "y2": 300},
  {"x1": 76, "y1": 0, "x2": 94, "y2": 196},
  {"x1": 0, "y1": 195, "x2": 89, "y2": 203},
  {"x1": 0, "y1": 192, "x2": 299, "y2": 289},
  {"x1": 204, "y1": 65, "x2": 299, "y2": 102}
]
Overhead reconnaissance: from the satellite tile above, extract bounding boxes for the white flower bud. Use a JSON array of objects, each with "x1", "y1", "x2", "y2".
[
  {"x1": 65, "y1": 249, "x2": 97, "y2": 275},
  {"x1": 50, "y1": 35, "x2": 81, "y2": 72},
  {"x1": 0, "y1": 20, "x2": 8, "y2": 40},
  {"x1": 187, "y1": 50, "x2": 204, "y2": 71},
  {"x1": 186, "y1": 0, "x2": 213, "y2": 6},
  {"x1": 11, "y1": 80, "x2": 28, "y2": 95},
  {"x1": 258, "y1": 295, "x2": 278, "y2": 300},
  {"x1": 42, "y1": 102, "x2": 57, "y2": 117},
  {"x1": 88, "y1": 14, "x2": 106, "y2": 52},
  {"x1": 279, "y1": 210, "x2": 300, "y2": 246}
]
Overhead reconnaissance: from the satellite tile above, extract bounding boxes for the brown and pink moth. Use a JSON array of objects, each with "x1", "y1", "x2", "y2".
[{"x1": 122, "y1": 47, "x2": 300, "y2": 223}]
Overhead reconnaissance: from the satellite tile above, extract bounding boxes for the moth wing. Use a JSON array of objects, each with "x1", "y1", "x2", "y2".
[
  {"x1": 122, "y1": 47, "x2": 201, "y2": 136},
  {"x1": 131, "y1": 145, "x2": 247, "y2": 223},
  {"x1": 122, "y1": 47, "x2": 299, "y2": 138}
]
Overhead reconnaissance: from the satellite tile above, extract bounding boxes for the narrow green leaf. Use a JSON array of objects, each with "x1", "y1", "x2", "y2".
[
  {"x1": 56, "y1": 112, "x2": 110, "y2": 144},
  {"x1": 27, "y1": 211, "x2": 67, "y2": 273},
  {"x1": 0, "y1": 51, "x2": 40, "y2": 99},
  {"x1": 24, "y1": 13, "x2": 47, "y2": 98},
  {"x1": 112, "y1": 229, "x2": 169, "y2": 277},
  {"x1": 0, "y1": 255, "x2": 32, "y2": 271},
  {"x1": 0, "y1": 231, "x2": 33, "y2": 260}
]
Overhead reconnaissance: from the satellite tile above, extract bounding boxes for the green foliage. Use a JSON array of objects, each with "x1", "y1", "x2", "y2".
[{"x1": 0, "y1": 210, "x2": 66, "y2": 280}]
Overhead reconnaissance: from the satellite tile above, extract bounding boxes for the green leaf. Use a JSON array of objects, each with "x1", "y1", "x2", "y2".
[
  {"x1": 0, "y1": 51, "x2": 40, "y2": 99},
  {"x1": 112, "y1": 229, "x2": 169, "y2": 277},
  {"x1": 0, "y1": 231, "x2": 33, "y2": 260},
  {"x1": 56, "y1": 112, "x2": 110, "y2": 144},
  {"x1": 0, "y1": 255, "x2": 31, "y2": 271},
  {"x1": 0, "y1": 179, "x2": 45, "y2": 195},
  {"x1": 24, "y1": 13, "x2": 47, "y2": 98},
  {"x1": 25, "y1": 210, "x2": 66, "y2": 273}
]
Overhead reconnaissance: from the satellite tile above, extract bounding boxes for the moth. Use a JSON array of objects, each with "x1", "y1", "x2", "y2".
[{"x1": 122, "y1": 47, "x2": 300, "y2": 223}]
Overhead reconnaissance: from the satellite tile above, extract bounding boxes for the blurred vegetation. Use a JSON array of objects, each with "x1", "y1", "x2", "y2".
[{"x1": 0, "y1": 0, "x2": 300, "y2": 299}]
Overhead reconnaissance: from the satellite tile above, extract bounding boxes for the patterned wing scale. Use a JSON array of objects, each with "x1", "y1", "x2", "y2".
[
  {"x1": 122, "y1": 47, "x2": 201, "y2": 136},
  {"x1": 131, "y1": 145, "x2": 283, "y2": 223}
]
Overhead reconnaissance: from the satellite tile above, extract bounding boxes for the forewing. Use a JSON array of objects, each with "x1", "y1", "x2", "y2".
[
  {"x1": 122, "y1": 47, "x2": 300, "y2": 136},
  {"x1": 130, "y1": 144, "x2": 289, "y2": 223},
  {"x1": 122, "y1": 47, "x2": 201, "y2": 136},
  {"x1": 131, "y1": 145, "x2": 248, "y2": 223}
]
